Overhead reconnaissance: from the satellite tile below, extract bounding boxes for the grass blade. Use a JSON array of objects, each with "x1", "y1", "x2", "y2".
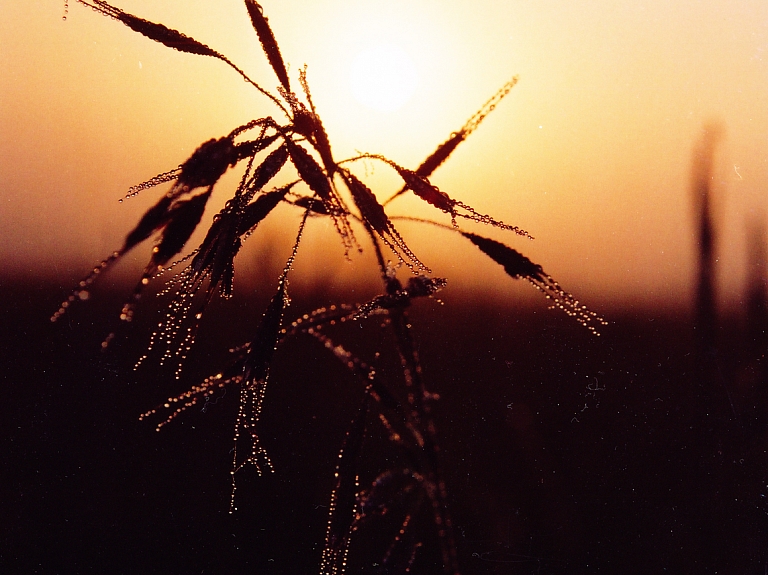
[
  {"x1": 243, "y1": 281, "x2": 288, "y2": 384},
  {"x1": 321, "y1": 400, "x2": 369, "y2": 574},
  {"x1": 245, "y1": 144, "x2": 290, "y2": 198},
  {"x1": 173, "y1": 137, "x2": 237, "y2": 196},
  {"x1": 244, "y1": 0, "x2": 291, "y2": 91},
  {"x1": 122, "y1": 195, "x2": 174, "y2": 253},
  {"x1": 151, "y1": 189, "x2": 212, "y2": 267},
  {"x1": 78, "y1": 0, "x2": 219, "y2": 57},
  {"x1": 460, "y1": 231, "x2": 544, "y2": 281},
  {"x1": 233, "y1": 133, "x2": 281, "y2": 163},
  {"x1": 237, "y1": 185, "x2": 291, "y2": 236},
  {"x1": 231, "y1": 213, "x2": 309, "y2": 509},
  {"x1": 462, "y1": 231, "x2": 607, "y2": 334},
  {"x1": 365, "y1": 154, "x2": 531, "y2": 237},
  {"x1": 342, "y1": 170, "x2": 428, "y2": 273},
  {"x1": 74, "y1": 0, "x2": 290, "y2": 115},
  {"x1": 285, "y1": 140, "x2": 333, "y2": 200},
  {"x1": 384, "y1": 76, "x2": 519, "y2": 206},
  {"x1": 285, "y1": 139, "x2": 356, "y2": 251}
]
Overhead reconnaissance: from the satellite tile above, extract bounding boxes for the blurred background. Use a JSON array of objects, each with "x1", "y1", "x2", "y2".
[
  {"x1": 3, "y1": 1, "x2": 768, "y2": 573},
  {"x1": 3, "y1": 0, "x2": 768, "y2": 311}
]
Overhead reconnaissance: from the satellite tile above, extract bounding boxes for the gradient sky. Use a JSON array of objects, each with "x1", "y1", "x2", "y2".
[{"x1": 2, "y1": 0, "x2": 767, "y2": 312}]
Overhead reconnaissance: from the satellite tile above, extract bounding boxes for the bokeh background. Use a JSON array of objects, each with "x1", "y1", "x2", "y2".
[
  {"x1": 3, "y1": 1, "x2": 768, "y2": 573},
  {"x1": 3, "y1": 0, "x2": 768, "y2": 310}
]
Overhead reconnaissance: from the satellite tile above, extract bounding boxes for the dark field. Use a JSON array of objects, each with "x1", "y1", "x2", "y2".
[{"x1": 2, "y1": 278, "x2": 767, "y2": 574}]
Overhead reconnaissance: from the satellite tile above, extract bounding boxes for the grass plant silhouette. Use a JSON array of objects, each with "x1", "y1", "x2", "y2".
[{"x1": 54, "y1": 1, "x2": 606, "y2": 572}]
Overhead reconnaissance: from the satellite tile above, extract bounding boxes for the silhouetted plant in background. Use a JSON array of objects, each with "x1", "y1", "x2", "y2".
[
  {"x1": 54, "y1": 1, "x2": 605, "y2": 572},
  {"x1": 691, "y1": 124, "x2": 722, "y2": 376}
]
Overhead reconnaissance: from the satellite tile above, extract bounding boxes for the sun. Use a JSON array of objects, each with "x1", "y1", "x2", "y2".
[{"x1": 349, "y1": 43, "x2": 418, "y2": 112}]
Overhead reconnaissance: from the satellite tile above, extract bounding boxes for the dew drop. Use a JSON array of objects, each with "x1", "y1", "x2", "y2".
[{"x1": 101, "y1": 332, "x2": 115, "y2": 350}]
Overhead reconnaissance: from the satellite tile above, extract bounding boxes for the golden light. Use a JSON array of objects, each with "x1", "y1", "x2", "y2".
[
  {"x1": 348, "y1": 43, "x2": 418, "y2": 112},
  {"x1": 3, "y1": 0, "x2": 768, "y2": 312}
]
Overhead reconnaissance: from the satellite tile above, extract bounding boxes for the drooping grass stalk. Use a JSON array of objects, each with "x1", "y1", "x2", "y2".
[{"x1": 55, "y1": 1, "x2": 606, "y2": 572}]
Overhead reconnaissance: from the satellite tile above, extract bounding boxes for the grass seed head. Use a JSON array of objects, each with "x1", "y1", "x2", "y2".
[
  {"x1": 174, "y1": 137, "x2": 238, "y2": 194},
  {"x1": 151, "y1": 189, "x2": 212, "y2": 267},
  {"x1": 77, "y1": 0, "x2": 220, "y2": 57},
  {"x1": 244, "y1": 0, "x2": 291, "y2": 92}
]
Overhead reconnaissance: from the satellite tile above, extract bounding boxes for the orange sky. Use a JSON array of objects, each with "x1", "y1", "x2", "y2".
[{"x1": 2, "y1": 0, "x2": 768, "y2": 313}]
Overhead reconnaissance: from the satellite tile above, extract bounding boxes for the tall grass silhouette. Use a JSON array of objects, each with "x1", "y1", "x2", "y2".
[
  {"x1": 691, "y1": 123, "x2": 722, "y2": 375},
  {"x1": 54, "y1": 1, "x2": 606, "y2": 572}
]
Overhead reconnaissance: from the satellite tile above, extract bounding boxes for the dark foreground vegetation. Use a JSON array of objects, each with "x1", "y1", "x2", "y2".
[
  {"x1": 3, "y1": 278, "x2": 767, "y2": 574},
  {"x1": 36, "y1": 3, "x2": 612, "y2": 572},
  {"x1": 6, "y1": 3, "x2": 764, "y2": 573}
]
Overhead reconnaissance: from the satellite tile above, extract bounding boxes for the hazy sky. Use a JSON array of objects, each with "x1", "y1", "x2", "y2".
[{"x1": 2, "y1": 0, "x2": 767, "y2": 312}]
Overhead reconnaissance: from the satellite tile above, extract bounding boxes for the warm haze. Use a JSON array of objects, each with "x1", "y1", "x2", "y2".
[{"x1": 2, "y1": 0, "x2": 767, "y2": 312}]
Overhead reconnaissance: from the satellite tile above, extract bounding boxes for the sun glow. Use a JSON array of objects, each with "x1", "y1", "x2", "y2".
[
  {"x1": 5, "y1": 0, "x2": 768, "y2": 308},
  {"x1": 349, "y1": 43, "x2": 418, "y2": 112}
]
